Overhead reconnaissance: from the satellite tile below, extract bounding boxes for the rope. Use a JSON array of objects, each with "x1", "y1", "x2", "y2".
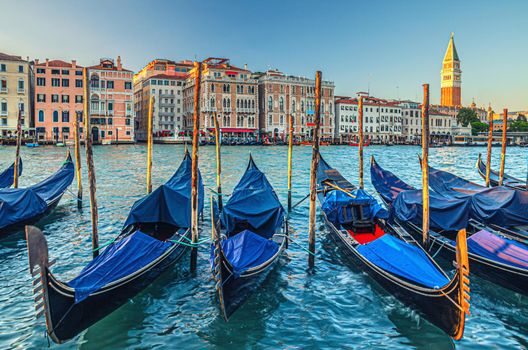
[
  {"x1": 168, "y1": 237, "x2": 211, "y2": 247},
  {"x1": 432, "y1": 239, "x2": 447, "y2": 258},
  {"x1": 275, "y1": 234, "x2": 316, "y2": 257},
  {"x1": 65, "y1": 188, "x2": 82, "y2": 202},
  {"x1": 208, "y1": 187, "x2": 230, "y2": 196},
  {"x1": 92, "y1": 237, "x2": 116, "y2": 252}
]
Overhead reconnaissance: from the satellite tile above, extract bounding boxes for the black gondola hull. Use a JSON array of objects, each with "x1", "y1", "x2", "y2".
[{"x1": 41, "y1": 236, "x2": 189, "y2": 343}]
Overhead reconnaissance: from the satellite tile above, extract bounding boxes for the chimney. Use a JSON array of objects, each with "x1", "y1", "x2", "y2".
[
  {"x1": 35, "y1": 59, "x2": 39, "y2": 66},
  {"x1": 45, "y1": 58, "x2": 49, "y2": 67},
  {"x1": 72, "y1": 60, "x2": 77, "y2": 68},
  {"x1": 244, "y1": 63, "x2": 248, "y2": 70},
  {"x1": 117, "y1": 55, "x2": 122, "y2": 71}
]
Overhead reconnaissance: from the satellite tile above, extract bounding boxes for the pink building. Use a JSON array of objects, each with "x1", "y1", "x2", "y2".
[
  {"x1": 88, "y1": 57, "x2": 134, "y2": 143},
  {"x1": 34, "y1": 59, "x2": 84, "y2": 143}
]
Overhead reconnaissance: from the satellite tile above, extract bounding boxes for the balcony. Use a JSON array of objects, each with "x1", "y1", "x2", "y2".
[
  {"x1": 18, "y1": 89, "x2": 26, "y2": 95},
  {"x1": 0, "y1": 88, "x2": 7, "y2": 94},
  {"x1": 0, "y1": 110, "x2": 7, "y2": 116}
]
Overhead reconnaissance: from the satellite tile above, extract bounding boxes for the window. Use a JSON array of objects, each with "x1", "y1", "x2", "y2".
[
  {"x1": 279, "y1": 97, "x2": 284, "y2": 112},
  {"x1": 280, "y1": 115, "x2": 284, "y2": 125},
  {"x1": 0, "y1": 64, "x2": 5, "y2": 72},
  {"x1": 268, "y1": 115, "x2": 272, "y2": 125},
  {"x1": 108, "y1": 101, "x2": 114, "y2": 112},
  {"x1": 18, "y1": 79, "x2": 24, "y2": 92},
  {"x1": 107, "y1": 81, "x2": 114, "y2": 89},
  {"x1": 108, "y1": 118, "x2": 113, "y2": 125},
  {"x1": 52, "y1": 94, "x2": 59, "y2": 103},
  {"x1": 125, "y1": 118, "x2": 131, "y2": 126},
  {"x1": 75, "y1": 70, "x2": 83, "y2": 76},
  {"x1": 268, "y1": 96, "x2": 273, "y2": 111},
  {"x1": 75, "y1": 79, "x2": 83, "y2": 88},
  {"x1": 37, "y1": 94, "x2": 46, "y2": 102},
  {"x1": 62, "y1": 111, "x2": 70, "y2": 122},
  {"x1": 125, "y1": 82, "x2": 132, "y2": 90},
  {"x1": 75, "y1": 95, "x2": 83, "y2": 103},
  {"x1": 18, "y1": 65, "x2": 24, "y2": 73},
  {"x1": 51, "y1": 69, "x2": 60, "y2": 75},
  {"x1": 36, "y1": 68, "x2": 45, "y2": 74},
  {"x1": 38, "y1": 110, "x2": 45, "y2": 122},
  {"x1": 52, "y1": 78, "x2": 60, "y2": 87},
  {"x1": 53, "y1": 110, "x2": 59, "y2": 122},
  {"x1": 62, "y1": 95, "x2": 70, "y2": 103}
]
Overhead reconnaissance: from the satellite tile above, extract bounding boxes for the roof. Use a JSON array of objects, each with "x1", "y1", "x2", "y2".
[
  {"x1": 443, "y1": 33, "x2": 460, "y2": 62},
  {"x1": 0, "y1": 52, "x2": 26, "y2": 62},
  {"x1": 335, "y1": 97, "x2": 401, "y2": 107},
  {"x1": 89, "y1": 59, "x2": 132, "y2": 72},
  {"x1": 35, "y1": 59, "x2": 82, "y2": 68}
]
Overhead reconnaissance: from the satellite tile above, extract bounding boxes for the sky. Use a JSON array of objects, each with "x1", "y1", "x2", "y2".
[{"x1": 1, "y1": 0, "x2": 527, "y2": 110}]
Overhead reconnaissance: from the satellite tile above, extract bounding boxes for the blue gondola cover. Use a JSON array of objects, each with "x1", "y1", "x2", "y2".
[
  {"x1": 123, "y1": 154, "x2": 204, "y2": 229},
  {"x1": 214, "y1": 229, "x2": 279, "y2": 277},
  {"x1": 69, "y1": 231, "x2": 173, "y2": 303},
  {"x1": 466, "y1": 230, "x2": 528, "y2": 269},
  {"x1": 357, "y1": 234, "x2": 449, "y2": 288},
  {"x1": 370, "y1": 159, "x2": 414, "y2": 202},
  {"x1": 222, "y1": 158, "x2": 284, "y2": 238},
  {"x1": 322, "y1": 188, "x2": 388, "y2": 225},
  {"x1": 0, "y1": 158, "x2": 22, "y2": 188},
  {"x1": 0, "y1": 158, "x2": 73, "y2": 229}
]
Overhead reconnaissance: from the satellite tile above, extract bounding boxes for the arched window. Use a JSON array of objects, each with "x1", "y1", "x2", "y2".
[
  {"x1": 223, "y1": 98, "x2": 227, "y2": 108},
  {"x1": 292, "y1": 100, "x2": 296, "y2": 113},
  {"x1": 227, "y1": 98, "x2": 231, "y2": 108},
  {"x1": 53, "y1": 110, "x2": 59, "y2": 122},
  {"x1": 211, "y1": 84, "x2": 215, "y2": 92},
  {"x1": 279, "y1": 97, "x2": 284, "y2": 112},
  {"x1": 244, "y1": 100, "x2": 248, "y2": 109},
  {"x1": 223, "y1": 115, "x2": 227, "y2": 126},
  {"x1": 38, "y1": 110, "x2": 44, "y2": 122},
  {"x1": 321, "y1": 101, "x2": 325, "y2": 113},
  {"x1": 301, "y1": 101, "x2": 304, "y2": 112},
  {"x1": 251, "y1": 100, "x2": 255, "y2": 109},
  {"x1": 210, "y1": 97, "x2": 215, "y2": 108},
  {"x1": 280, "y1": 115, "x2": 284, "y2": 125},
  {"x1": 268, "y1": 96, "x2": 273, "y2": 111},
  {"x1": 237, "y1": 99, "x2": 240, "y2": 108}
]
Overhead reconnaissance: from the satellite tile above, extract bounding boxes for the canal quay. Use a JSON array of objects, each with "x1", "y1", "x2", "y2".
[{"x1": 0, "y1": 144, "x2": 526, "y2": 349}]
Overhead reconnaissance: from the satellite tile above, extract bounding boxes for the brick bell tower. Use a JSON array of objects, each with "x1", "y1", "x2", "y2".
[{"x1": 440, "y1": 33, "x2": 462, "y2": 106}]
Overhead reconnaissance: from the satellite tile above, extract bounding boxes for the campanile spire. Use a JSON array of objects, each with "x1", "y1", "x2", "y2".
[{"x1": 440, "y1": 33, "x2": 461, "y2": 106}]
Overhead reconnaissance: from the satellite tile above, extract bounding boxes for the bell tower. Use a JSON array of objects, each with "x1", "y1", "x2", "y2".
[{"x1": 440, "y1": 33, "x2": 461, "y2": 106}]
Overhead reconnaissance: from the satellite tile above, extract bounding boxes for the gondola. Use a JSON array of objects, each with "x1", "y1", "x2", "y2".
[
  {"x1": 317, "y1": 155, "x2": 470, "y2": 340},
  {"x1": 26, "y1": 151, "x2": 204, "y2": 344},
  {"x1": 210, "y1": 155, "x2": 287, "y2": 321},
  {"x1": 0, "y1": 153, "x2": 72, "y2": 237},
  {"x1": 0, "y1": 158, "x2": 22, "y2": 188},
  {"x1": 371, "y1": 157, "x2": 528, "y2": 294},
  {"x1": 477, "y1": 153, "x2": 527, "y2": 191}
]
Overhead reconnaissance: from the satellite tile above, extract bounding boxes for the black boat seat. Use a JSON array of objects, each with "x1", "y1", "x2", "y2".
[{"x1": 342, "y1": 203, "x2": 374, "y2": 232}]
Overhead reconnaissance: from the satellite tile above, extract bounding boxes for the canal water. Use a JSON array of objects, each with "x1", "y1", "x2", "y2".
[{"x1": 0, "y1": 144, "x2": 526, "y2": 349}]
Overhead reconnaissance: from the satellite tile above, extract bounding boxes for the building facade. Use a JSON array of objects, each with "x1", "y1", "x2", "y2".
[
  {"x1": 183, "y1": 58, "x2": 259, "y2": 139},
  {"x1": 440, "y1": 33, "x2": 462, "y2": 107},
  {"x1": 0, "y1": 53, "x2": 31, "y2": 138},
  {"x1": 257, "y1": 69, "x2": 335, "y2": 141},
  {"x1": 34, "y1": 59, "x2": 84, "y2": 142},
  {"x1": 398, "y1": 100, "x2": 422, "y2": 142},
  {"x1": 134, "y1": 59, "x2": 192, "y2": 141},
  {"x1": 335, "y1": 93, "x2": 403, "y2": 143},
  {"x1": 88, "y1": 57, "x2": 134, "y2": 143}
]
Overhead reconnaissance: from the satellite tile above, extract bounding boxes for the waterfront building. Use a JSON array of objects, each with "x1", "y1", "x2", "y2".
[
  {"x1": 0, "y1": 52, "x2": 32, "y2": 138},
  {"x1": 398, "y1": 100, "x2": 422, "y2": 142},
  {"x1": 335, "y1": 93, "x2": 403, "y2": 143},
  {"x1": 257, "y1": 69, "x2": 335, "y2": 141},
  {"x1": 440, "y1": 33, "x2": 462, "y2": 107},
  {"x1": 134, "y1": 59, "x2": 192, "y2": 141},
  {"x1": 183, "y1": 58, "x2": 259, "y2": 140},
  {"x1": 88, "y1": 57, "x2": 134, "y2": 143},
  {"x1": 34, "y1": 59, "x2": 84, "y2": 142}
]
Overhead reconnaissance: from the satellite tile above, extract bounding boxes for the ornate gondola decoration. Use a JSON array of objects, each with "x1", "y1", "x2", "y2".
[
  {"x1": 371, "y1": 157, "x2": 528, "y2": 294},
  {"x1": 210, "y1": 155, "x2": 287, "y2": 321},
  {"x1": 26, "y1": 152, "x2": 204, "y2": 344},
  {"x1": 0, "y1": 153, "x2": 72, "y2": 237},
  {"x1": 0, "y1": 158, "x2": 22, "y2": 188},
  {"x1": 318, "y1": 155, "x2": 470, "y2": 339},
  {"x1": 477, "y1": 153, "x2": 527, "y2": 191}
]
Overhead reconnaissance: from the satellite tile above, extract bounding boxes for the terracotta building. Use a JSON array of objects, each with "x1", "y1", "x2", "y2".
[
  {"x1": 88, "y1": 57, "x2": 134, "y2": 143},
  {"x1": 440, "y1": 33, "x2": 462, "y2": 107},
  {"x1": 183, "y1": 58, "x2": 259, "y2": 140},
  {"x1": 34, "y1": 59, "x2": 84, "y2": 142},
  {"x1": 134, "y1": 59, "x2": 192, "y2": 141},
  {"x1": 0, "y1": 52, "x2": 32, "y2": 138},
  {"x1": 257, "y1": 69, "x2": 335, "y2": 141}
]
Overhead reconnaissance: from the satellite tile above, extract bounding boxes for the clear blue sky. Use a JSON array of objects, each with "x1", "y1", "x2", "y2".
[{"x1": 1, "y1": 0, "x2": 527, "y2": 110}]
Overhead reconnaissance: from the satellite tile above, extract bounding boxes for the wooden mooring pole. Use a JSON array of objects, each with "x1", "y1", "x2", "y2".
[
  {"x1": 84, "y1": 68, "x2": 99, "y2": 258},
  {"x1": 358, "y1": 96, "x2": 364, "y2": 189},
  {"x1": 74, "y1": 111, "x2": 82, "y2": 208},
  {"x1": 213, "y1": 112, "x2": 223, "y2": 211},
  {"x1": 13, "y1": 108, "x2": 22, "y2": 188},
  {"x1": 146, "y1": 96, "x2": 154, "y2": 194},
  {"x1": 308, "y1": 71, "x2": 322, "y2": 268},
  {"x1": 499, "y1": 108, "x2": 508, "y2": 186},
  {"x1": 485, "y1": 105, "x2": 493, "y2": 187},
  {"x1": 287, "y1": 113, "x2": 294, "y2": 211},
  {"x1": 190, "y1": 61, "x2": 202, "y2": 272},
  {"x1": 421, "y1": 84, "x2": 430, "y2": 247}
]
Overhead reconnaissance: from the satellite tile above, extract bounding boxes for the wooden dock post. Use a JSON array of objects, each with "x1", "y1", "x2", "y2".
[
  {"x1": 146, "y1": 96, "x2": 154, "y2": 194},
  {"x1": 190, "y1": 61, "x2": 202, "y2": 272},
  {"x1": 308, "y1": 71, "x2": 322, "y2": 268},
  {"x1": 485, "y1": 105, "x2": 493, "y2": 187},
  {"x1": 287, "y1": 113, "x2": 294, "y2": 211},
  {"x1": 73, "y1": 111, "x2": 82, "y2": 208},
  {"x1": 13, "y1": 108, "x2": 22, "y2": 188},
  {"x1": 499, "y1": 108, "x2": 508, "y2": 186},
  {"x1": 213, "y1": 112, "x2": 223, "y2": 211},
  {"x1": 358, "y1": 96, "x2": 364, "y2": 189},
  {"x1": 84, "y1": 68, "x2": 99, "y2": 258},
  {"x1": 421, "y1": 84, "x2": 430, "y2": 247}
]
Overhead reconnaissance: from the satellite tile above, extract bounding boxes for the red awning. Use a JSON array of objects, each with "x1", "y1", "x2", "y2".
[
  {"x1": 225, "y1": 71, "x2": 239, "y2": 75},
  {"x1": 206, "y1": 128, "x2": 256, "y2": 133},
  {"x1": 307, "y1": 122, "x2": 316, "y2": 127}
]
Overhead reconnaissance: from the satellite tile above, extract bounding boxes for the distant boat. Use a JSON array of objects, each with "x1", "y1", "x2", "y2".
[
  {"x1": 55, "y1": 142, "x2": 65, "y2": 147},
  {"x1": 102, "y1": 140, "x2": 112, "y2": 145},
  {"x1": 26, "y1": 143, "x2": 39, "y2": 148},
  {"x1": 349, "y1": 140, "x2": 370, "y2": 147}
]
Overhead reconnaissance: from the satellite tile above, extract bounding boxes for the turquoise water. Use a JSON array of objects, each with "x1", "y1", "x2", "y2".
[{"x1": 0, "y1": 144, "x2": 526, "y2": 349}]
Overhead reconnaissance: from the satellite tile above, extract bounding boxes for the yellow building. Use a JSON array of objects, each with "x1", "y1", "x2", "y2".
[{"x1": 0, "y1": 52, "x2": 32, "y2": 138}]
